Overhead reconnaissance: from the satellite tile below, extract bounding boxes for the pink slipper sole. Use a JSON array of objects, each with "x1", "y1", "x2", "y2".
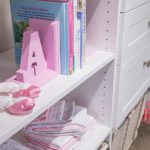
[
  {"x1": 7, "y1": 98, "x2": 35, "y2": 115},
  {"x1": 13, "y1": 85, "x2": 41, "y2": 99}
]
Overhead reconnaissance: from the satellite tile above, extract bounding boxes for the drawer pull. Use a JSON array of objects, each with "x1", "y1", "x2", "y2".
[
  {"x1": 143, "y1": 61, "x2": 150, "y2": 68},
  {"x1": 148, "y1": 21, "x2": 150, "y2": 28},
  {"x1": 143, "y1": 61, "x2": 148, "y2": 67},
  {"x1": 147, "y1": 61, "x2": 150, "y2": 67}
]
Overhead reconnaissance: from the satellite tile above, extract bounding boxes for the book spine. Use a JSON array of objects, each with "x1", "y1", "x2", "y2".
[
  {"x1": 78, "y1": 0, "x2": 86, "y2": 68},
  {"x1": 53, "y1": 21, "x2": 61, "y2": 73},
  {"x1": 61, "y1": 3, "x2": 69, "y2": 75},
  {"x1": 68, "y1": 2, "x2": 73, "y2": 74},
  {"x1": 74, "y1": 20, "x2": 81, "y2": 71},
  {"x1": 77, "y1": 12, "x2": 82, "y2": 68},
  {"x1": 73, "y1": 0, "x2": 80, "y2": 71},
  {"x1": 82, "y1": 0, "x2": 86, "y2": 67}
]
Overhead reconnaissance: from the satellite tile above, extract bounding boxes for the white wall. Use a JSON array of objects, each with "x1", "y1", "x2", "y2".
[{"x1": 0, "y1": 0, "x2": 13, "y2": 51}]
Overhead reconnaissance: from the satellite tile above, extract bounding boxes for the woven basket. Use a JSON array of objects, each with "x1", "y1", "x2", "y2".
[
  {"x1": 123, "y1": 99, "x2": 144, "y2": 150},
  {"x1": 111, "y1": 96, "x2": 145, "y2": 150},
  {"x1": 112, "y1": 119, "x2": 129, "y2": 150},
  {"x1": 99, "y1": 142, "x2": 109, "y2": 150}
]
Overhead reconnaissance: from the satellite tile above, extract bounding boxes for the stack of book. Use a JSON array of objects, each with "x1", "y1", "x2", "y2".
[{"x1": 10, "y1": 0, "x2": 86, "y2": 75}]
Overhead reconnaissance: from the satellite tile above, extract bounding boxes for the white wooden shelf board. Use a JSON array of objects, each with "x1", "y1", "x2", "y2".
[
  {"x1": 12, "y1": 123, "x2": 110, "y2": 150},
  {"x1": 0, "y1": 49, "x2": 114, "y2": 144}
]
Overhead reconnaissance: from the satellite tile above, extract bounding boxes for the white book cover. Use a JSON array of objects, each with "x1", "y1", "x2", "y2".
[
  {"x1": 73, "y1": 0, "x2": 81, "y2": 72},
  {"x1": 78, "y1": 0, "x2": 86, "y2": 68}
]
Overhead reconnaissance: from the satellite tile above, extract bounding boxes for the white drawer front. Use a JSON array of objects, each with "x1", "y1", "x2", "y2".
[
  {"x1": 117, "y1": 2, "x2": 150, "y2": 65},
  {"x1": 116, "y1": 42, "x2": 150, "y2": 127},
  {"x1": 120, "y1": 0, "x2": 150, "y2": 12},
  {"x1": 144, "y1": 50, "x2": 150, "y2": 81}
]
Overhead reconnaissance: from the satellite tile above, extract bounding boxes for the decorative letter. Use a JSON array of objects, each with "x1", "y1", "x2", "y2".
[{"x1": 16, "y1": 31, "x2": 47, "y2": 82}]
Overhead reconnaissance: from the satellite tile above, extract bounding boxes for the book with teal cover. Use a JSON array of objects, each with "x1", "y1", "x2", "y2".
[{"x1": 10, "y1": 0, "x2": 69, "y2": 75}]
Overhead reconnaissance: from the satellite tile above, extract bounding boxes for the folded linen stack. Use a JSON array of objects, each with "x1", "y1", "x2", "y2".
[
  {"x1": 24, "y1": 100, "x2": 96, "y2": 150},
  {"x1": 0, "y1": 139, "x2": 30, "y2": 150}
]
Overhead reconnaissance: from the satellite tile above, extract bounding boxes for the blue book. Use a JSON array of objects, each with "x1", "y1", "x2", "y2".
[
  {"x1": 77, "y1": 0, "x2": 86, "y2": 69},
  {"x1": 77, "y1": 11, "x2": 84, "y2": 69},
  {"x1": 10, "y1": 0, "x2": 69, "y2": 75}
]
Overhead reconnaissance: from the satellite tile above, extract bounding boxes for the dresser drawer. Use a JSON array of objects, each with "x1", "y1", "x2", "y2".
[
  {"x1": 117, "y1": 2, "x2": 150, "y2": 65},
  {"x1": 120, "y1": 0, "x2": 150, "y2": 12},
  {"x1": 116, "y1": 42, "x2": 150, "y2": 127}
]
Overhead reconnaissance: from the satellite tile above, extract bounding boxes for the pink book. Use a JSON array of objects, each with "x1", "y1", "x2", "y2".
[
  {"x1": 29, "y1": 18, "x2": 60, "y2": 73},
  {"x1": 68, "y1": 1, "x2": 74, "y2": 74}
]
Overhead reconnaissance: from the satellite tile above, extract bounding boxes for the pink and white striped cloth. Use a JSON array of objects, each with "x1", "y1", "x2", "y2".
[
  {"x1": 43, "y1": 101, "x2": 75, "y2": 123},
  {"x1": 0, "y1": 139, "x2": 30, "y2": 150},
  {"x1": 25, "y1": 104, "x2": 87, "y2": 138},
  {"x1": 25, "y1": 115, "x2": 96, "y2": 150},
  {"x1": 24, "y1": 101, "x2": 96, "y2": 150}
]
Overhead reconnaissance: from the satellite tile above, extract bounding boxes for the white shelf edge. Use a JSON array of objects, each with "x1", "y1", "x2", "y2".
[
  {"x1": 12, "y1": 123, "x2": 110, "y2": 150},
  {"x1": 0, "y1": 50, "x2": 115, "y2": 144}
]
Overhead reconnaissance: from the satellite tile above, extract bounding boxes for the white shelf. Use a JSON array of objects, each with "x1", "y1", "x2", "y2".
[
  {"x1": 12, "y1": 123, "x2": 110, "y2": 150},
  {"x1": 0, "y1": 49, "x2": 114, "y2": 144}
]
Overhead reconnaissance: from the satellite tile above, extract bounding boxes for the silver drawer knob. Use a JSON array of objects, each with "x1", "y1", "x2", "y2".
[
  {"x1": 148, "y1": 21, "x2": 150, "y2": 28},
  {"x1": 143, "y1": 61, "x2": 150, "y2": 68}
]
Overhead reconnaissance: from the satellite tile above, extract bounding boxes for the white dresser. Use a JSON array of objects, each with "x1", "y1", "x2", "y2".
[{"x1": 113, "y1": 0, "x2": 150, "y2": 128}]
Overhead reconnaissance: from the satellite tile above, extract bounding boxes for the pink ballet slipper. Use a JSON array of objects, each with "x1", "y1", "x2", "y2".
[
  {"x1": 13, "y1": 90, "x2": 24, "y2": 98},
  {"x1": 13, "y1": 85, "x2": 40, "y2": 99},
  {"x1": 24, "y1": 85, "x2": 41, "y2": 98},
  {"x1": 7, "y1": 98, "x2": 35, "y2": 115}
]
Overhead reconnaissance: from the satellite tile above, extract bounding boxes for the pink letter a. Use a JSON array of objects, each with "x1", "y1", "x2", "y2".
[{"x1": 16, "y1": 31, "x2": 47, "y2": 83}]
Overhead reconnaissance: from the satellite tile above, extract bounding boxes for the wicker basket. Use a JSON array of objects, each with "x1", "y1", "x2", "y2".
[
  {"x1": 111, "y1": 119, "x2": 129, "y2": 150},
  {"x1": 123, "y1": 99, "x2": 144, "y2": 150},
  {"x1": 111, "y1": 96, "x2": 145, "y2": 150},
  {"x1": 99, "y1": 142, "x2": 109, "y2": 150},
  {"x1": 134, "y1": 96, "x2": 145, "y2": 139},
  {"x1": 136, "y1": 96, "x2": 145, "y2": 129}
]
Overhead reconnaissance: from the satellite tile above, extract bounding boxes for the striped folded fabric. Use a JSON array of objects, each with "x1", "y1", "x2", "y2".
[
  {"x1": 43, "y1": 100, "x2": 75, "y2": 123},
  {"x1": 24, "y1": 100, "x2": 96, "y2": 150},
  {"x1": 25, "y1": 115, "x2": 96, "y2": 150},
  {"x1": 25, "y1": 135, "x2": 77, "y2": 150},
  {"x1": 25, "y1": 123, "x2": 85, "y2": 138},
  {"x1": 0, "y1": 139, "x2": 30, "y2": 150},
  {"x1": 24, "y1": 106, "x2": 87, "y2": 138}
]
